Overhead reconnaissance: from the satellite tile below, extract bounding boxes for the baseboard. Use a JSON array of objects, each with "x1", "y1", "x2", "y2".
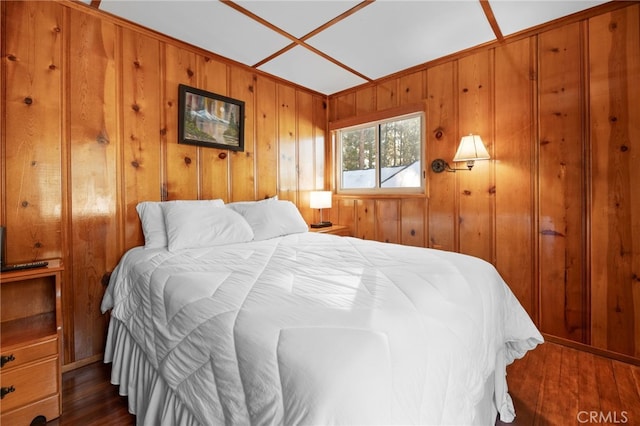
[
  {"x1": 62, "y1": 353, "x2": 104, "y2": 373},
  {"x1": 543, "y1": 333, "x2": 640, "y2": 366}
]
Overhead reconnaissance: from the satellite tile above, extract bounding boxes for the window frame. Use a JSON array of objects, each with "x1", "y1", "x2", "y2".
[{"x1": 333, "y1": 110, "x2": 425, "y2": 195}]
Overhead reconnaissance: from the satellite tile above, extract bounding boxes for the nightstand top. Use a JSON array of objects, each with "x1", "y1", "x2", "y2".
[{"x1": 309, "y1": 224, "x2": 351, "y2": 236}]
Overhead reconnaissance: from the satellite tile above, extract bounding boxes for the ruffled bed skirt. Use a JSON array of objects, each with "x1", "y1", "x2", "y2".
[
  {"x1": 104, "y1": 319, "x2": 201, "y2": 426},
  {"x1": 104, "y1": 318, "x2": 501, "y2": 426}
]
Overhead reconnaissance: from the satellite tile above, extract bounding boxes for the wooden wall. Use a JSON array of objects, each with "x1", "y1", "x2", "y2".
[
  {"x1": 328, "y1": 4, "x2": 640, "y2": 360},
  {"x1": 2, "y1": 0, "x2": 639, "y2": 366},
  {"x1": 1, "y1": 1, "x2": 326, "y2": 366}
]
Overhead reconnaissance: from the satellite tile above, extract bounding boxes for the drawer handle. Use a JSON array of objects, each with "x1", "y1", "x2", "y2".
[
  {"x1": 1, "y1": 354, "x2": 15, "y2": 368},
  {"x1": 1, "y1": 386, "x2": 15, "y2": 399}
]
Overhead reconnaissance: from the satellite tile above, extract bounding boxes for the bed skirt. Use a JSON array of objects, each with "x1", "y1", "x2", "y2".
[
  {"x1": 104, "y1": 317, "x2": 501, "y2": 425},
  {"x1": 104, "y1": 318, "x2": 201, "y2": 426}
]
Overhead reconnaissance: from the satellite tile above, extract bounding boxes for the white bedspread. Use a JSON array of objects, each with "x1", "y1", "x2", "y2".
[{"x1": 102, "y1": 232, "x2": 542, "y2": 425}]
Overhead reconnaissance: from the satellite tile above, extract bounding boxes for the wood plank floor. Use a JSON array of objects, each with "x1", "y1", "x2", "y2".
[
  {"x1": 48, "y1": 341, "x2": 639, "y2": 425},
  {"x1": 497, "y1": 342, "x2": 639, "y2": 425}
]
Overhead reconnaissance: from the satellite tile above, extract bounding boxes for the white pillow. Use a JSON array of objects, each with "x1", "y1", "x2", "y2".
[
  {"x1": 136, "y1": 199, "x2": 224, "y2": 249},
  {"x1": 136, "y1": 201, "x2": 168, "y2": 248},
  {"x1": 226, "y1": 197, "x2": 275, "y2": 216},
  {"x1": 162, "y1": 201, "x2": 253, "y2": 251},
  {"x1": 237, "y1": 200, "x2": 308, "y2": 241}
]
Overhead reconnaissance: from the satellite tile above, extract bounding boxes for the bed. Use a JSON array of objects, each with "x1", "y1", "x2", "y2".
[{"x1": 101, "y1": 198, "x2": 543, "y2": 426}]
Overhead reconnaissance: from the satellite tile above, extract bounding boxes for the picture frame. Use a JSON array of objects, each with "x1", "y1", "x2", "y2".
[{"x1": 178, "y1": 84, "x2": 245, "y2": 151}]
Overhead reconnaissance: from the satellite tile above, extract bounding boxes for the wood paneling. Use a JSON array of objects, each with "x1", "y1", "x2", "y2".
[
  {"x1": 328, "y1": 3, "x2": 640, "y2": 360},
  {"x1": 2, "y1": 0, "x2": 639, "y2": 365},
  {"x1": 457, "y1": 50, "x2": 493, "y2": 264},
  {"x1": 300, "y1": 93, "x2": 328, "y2": 224},
  {"x1": 297, "y1": 90, "x2": 315, "y2": 220},
  {"x1": 376, "y1": 79, "x2": 398, "y2": 111},
  {"x1": 494, "y1": 37, "x2": 534, "y2": 316},
  {"x1": 313, "y1": 95, "x2": 326, "y2": 190},
  {"x1": 588, "y1": 6, "x2": 640, "y2": 358},
  {"x1": 163, "y1": 44, "x2": 198, "y2": 201},
  {"x1": 335, "y1": 197, "x2": 355, "y2": 234},
  {"x1": 538, "y1": 23, "x2": 587, "y2": 342},
  {"x1": 355, "y1": 199, "x2": 375, "y2": 240},
  {"x1": 277, "y1": 84, "x2": 297, "y2": 203},
  {"x1": 2, "y1": 0, "x2": 63, "y2": 263},
  {"x1": 200, "y1": 57, "x2": 231, "y2": 202},
  {"x1": 375, "y1": 199, "x2": 399, "y2": 243},
  {"x1": 1, "y1": 0, "x2": 328, "y2": 366},
  {"x1": 399, "y1": 71, "x2": 425, "y2": 106},
  {"x1": 355, "y1": 86, "x2": 375, "y2": 116},
  {"x1": 121, "y1": 28, "x2": 161, "y2": 250},
  {"x1": 68, "y1": 7, "x2": 118, "y2": 361},
  {"x1": 329, "y1": 92, "x2": 355, "y2": 122},
  {"x1": 400, "y1": 198, "x2": 425, "y2": 247},
  {"x1": 255, "y1": 75, "x2": 278, "y2": 200},
  {"x1": 228, "y1": 67, "x2": 256, "y2": 202},
  {"x1": 426, "y1": 61, "x2": 457, "y2": 252},
  {"x1": 297, "y1": 90, "x2": 315, "y2": 194}
]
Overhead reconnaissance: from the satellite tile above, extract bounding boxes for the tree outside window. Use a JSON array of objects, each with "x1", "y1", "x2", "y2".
[{"x1": 337, "y1": 113, "x2": 423, "y2": 192}]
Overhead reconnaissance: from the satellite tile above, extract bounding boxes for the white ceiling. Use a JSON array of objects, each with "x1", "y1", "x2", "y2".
[{"x1": 85, "y1": 0, "x2": 609, "y2": 95}]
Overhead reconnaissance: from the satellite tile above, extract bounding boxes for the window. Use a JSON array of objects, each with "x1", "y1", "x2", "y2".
[{"x1": 336, "y1": 112, "x2": 424, "y2": 193}]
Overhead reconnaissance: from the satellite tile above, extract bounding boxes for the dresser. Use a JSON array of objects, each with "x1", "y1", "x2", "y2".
[{"x1": 0, "y1": 262, "x2": 63, "y2": 425}]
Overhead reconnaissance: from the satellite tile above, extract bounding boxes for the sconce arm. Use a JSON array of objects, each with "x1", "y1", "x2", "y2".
[{"x1": 431, "y1": 158, "x2": 475, "y2": 173}]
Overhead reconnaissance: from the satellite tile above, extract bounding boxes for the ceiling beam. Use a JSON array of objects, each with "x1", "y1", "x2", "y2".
[
  {"x1": 479, "y1": 0, "x2": 504, "y2": 41},
  {"x1": 298, "y1": 0, "x2": 374, "y2": 43},
  {"x1": 222, "y1": 0, "x2": 375, "y2": 82}
]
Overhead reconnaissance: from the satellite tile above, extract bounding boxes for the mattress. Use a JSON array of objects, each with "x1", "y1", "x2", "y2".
[{"x1": 102, "y1": 231, "x2": 543, "y2": 425}]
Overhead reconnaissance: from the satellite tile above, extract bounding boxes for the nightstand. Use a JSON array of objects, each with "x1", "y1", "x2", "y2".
[
  {"x1": 0, "y1": 261, "x2": 63, "y2": 424},
  {"x1": 309, "y1": 224, "x2": 351, "y2": 236}
]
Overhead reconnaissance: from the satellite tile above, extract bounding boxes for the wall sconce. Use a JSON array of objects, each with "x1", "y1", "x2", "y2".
[
  {"x1": 310, "y1": 191, "x2": 332, "y2": 228},
  {"x1": 431, "y1": 134, "x2": 490, "y2": 173}
]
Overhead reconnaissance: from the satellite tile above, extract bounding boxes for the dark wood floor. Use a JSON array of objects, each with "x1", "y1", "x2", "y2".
[
  {"x1": 49, "y1": 341, "x2": 639, "y2": 425},
  {"x1": 496, "y1": 342, "x2": 640, "y2": 425},
  {"x1": 48, "y1": 362, "x2": 135, "y2": 426}
]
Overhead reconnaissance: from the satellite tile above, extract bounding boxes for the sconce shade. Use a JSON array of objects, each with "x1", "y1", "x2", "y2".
[
  {"x1": 431, "y1": 134, "x2": 489, "y2": 173},
  {"x1": 453, "y1": 134, "x2": 490, "y2": 162},
  {"x1": 310, "y1": 191, "x2": 332, "y2": 209}
]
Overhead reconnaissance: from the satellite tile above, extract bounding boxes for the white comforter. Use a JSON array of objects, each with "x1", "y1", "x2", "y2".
[{"x1": 102, "y1": 232, "x2": 542, "y2": 425}]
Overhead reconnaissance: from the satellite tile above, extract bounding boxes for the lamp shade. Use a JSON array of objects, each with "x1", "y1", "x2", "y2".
[
  {"x1": 310, "y1": 191, "x2": 332, "y2": 209},
  {"x1": 453, "y1": 134, "x2": 490, "y2": 162}
]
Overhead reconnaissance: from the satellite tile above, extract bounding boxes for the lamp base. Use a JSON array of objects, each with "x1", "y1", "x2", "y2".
[{"x1": 310, "y1": 221, "x2": 332, "y2": 228}]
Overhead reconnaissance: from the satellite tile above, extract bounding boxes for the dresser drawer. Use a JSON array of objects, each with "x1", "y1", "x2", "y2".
[
  {"x1": 1, "y1": 394, "x2": 59, "y2": 426},
  {"x1": 0, "y1": 357, "x2": 58, "y2": 413},
  {"x1": 1, "y1": 338, "x2": 57, "y2": 371}
]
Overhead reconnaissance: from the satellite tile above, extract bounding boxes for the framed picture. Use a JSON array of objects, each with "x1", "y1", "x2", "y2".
[{"x1": 178, "y1": 84, "x2": 245, "y2": 151}]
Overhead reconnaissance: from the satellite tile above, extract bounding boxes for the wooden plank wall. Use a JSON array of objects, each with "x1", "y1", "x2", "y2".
[
  {"x1": 328, "y1": 4, "x2": 640, "y2": 360},
  {"x1": 589, "y1": 7, "x2": 640, "y2": 357},
  {"x1": 1, "y1": 1, "x2": 326, "y2": 365},
  {"x1": 1, "y1": 1, "x2": 639, "y2": 365}
]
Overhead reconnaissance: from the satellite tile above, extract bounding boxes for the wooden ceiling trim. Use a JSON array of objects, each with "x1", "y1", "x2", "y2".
[
  {"x1": 299, "y1": 42, "x2": 373, "y2": 82},
  {"x1": 253, "y1": 44, "x2": 297, "y2": 69},
  {"x1": 221, "y1": 0, "x2": 299, "y2": 44},
  {"x1": 223, "y1": 0, "x2": 374, "y2": 82},
  {"x1": 89, "y1": 0, "x2": 101, "y2": 8},
  {"x1": 252, "y1": 41, "x2": 372, "y2": 83},
  {"x1": 479, "y1": 0, "x2": 504, "y2": 41},
  {"x1": 299, "y1": 0, "x2": 375, "y2": 42}
]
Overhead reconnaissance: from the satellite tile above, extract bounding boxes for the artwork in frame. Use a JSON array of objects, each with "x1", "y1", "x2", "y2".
[{"x1": 178, "y1": 84, "x2": 245, "y2": 151}]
